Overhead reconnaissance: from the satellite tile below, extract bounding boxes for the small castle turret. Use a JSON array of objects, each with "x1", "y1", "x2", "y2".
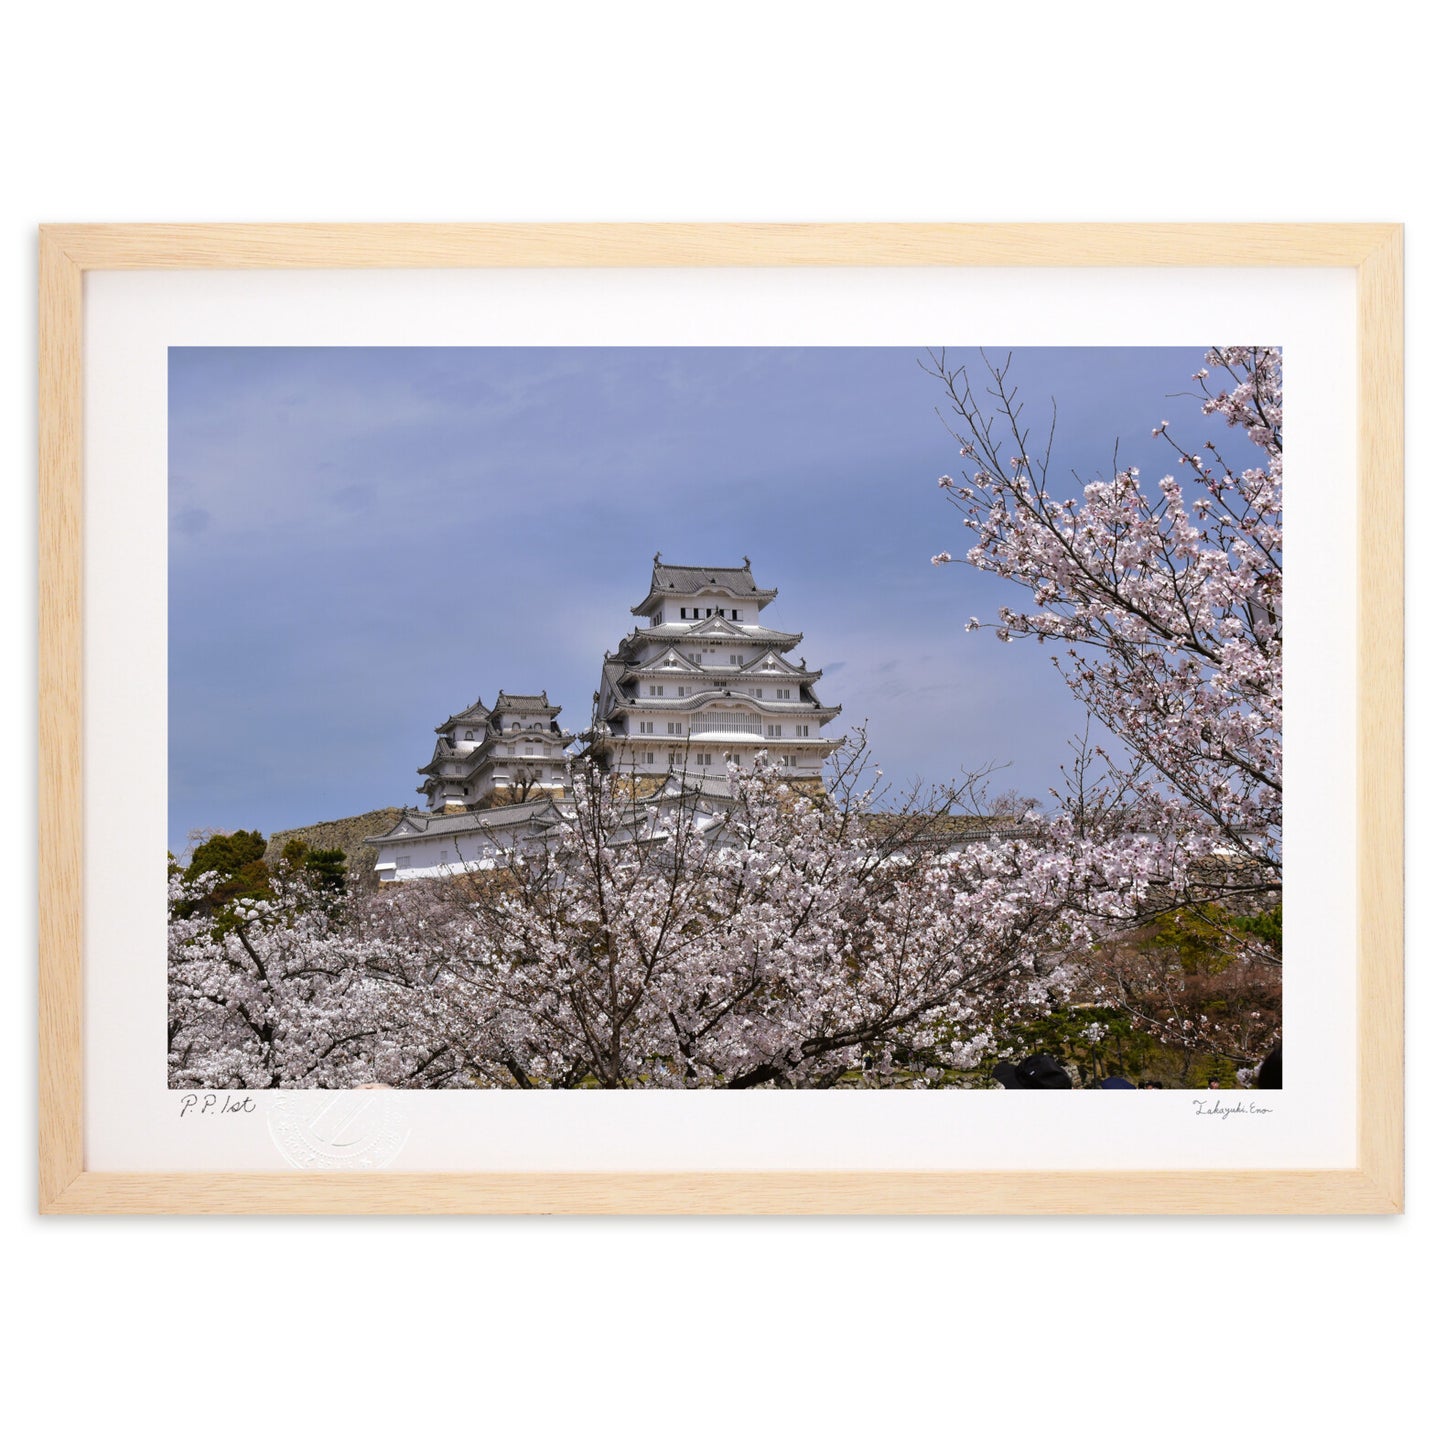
[{"x1": 417, "y1": 690, "x2": 574, "y2": 812}]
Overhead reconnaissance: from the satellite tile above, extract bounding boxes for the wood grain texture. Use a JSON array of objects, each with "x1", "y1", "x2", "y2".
[
  {"x1": 1355, "y1": 228, "x2": 1406, "y2": 1209},
  {"x1": 42, "y1": 222, "x2": 1397, "y2": 272},
  {"x1": 40, "y1": 1168, "x2": 1399, "y2": 1215},
  {"x1": 35, "y1": 223, "x2": 1405, "y2": 1215},
  {"x1": 37, "y1": 232, "x2": 84, "y2": 1210}
]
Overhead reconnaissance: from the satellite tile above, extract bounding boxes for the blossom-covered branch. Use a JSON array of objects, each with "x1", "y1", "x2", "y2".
[
  {"x1": 927, "y1": 347, "x2": 1282, "y2": 895},
  {"x1": 170, "y1": 739, "x2": 1155, "y2": 1089}
]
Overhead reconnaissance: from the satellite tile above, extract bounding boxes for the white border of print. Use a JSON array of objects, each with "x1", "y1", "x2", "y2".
[{"x1": 83, "y1": 264, "x2": 1351, "y2": 1173}]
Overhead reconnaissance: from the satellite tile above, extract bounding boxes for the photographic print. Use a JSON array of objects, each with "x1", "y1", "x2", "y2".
[{"x1": 166, "y1": 343, "x2": 1283, "y2": 1096}]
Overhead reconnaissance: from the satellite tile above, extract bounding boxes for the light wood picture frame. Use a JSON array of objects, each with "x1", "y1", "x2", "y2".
[{"x1": 37, "y1": 223, "x2": 1403, "y2": 1214}]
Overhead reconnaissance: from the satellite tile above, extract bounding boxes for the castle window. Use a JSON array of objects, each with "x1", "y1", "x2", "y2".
[
  {"x1": 677, "y1": 686, "x2": 687, "y2": 696},
  {"x1": 667, "y1": 722, "x2": 682, "y2": 735},
  {"x1": 766, "y1": 724, "x2": 782, "y2": 738},
  {"x1": 644, "y1": 752, "x2": 655, "y2": 765},
  {"x1": 464, "y1": 730, "x2": 474, "y2": 740},
  {"x1": 796, "y1": 724, "x2": 810, "y2": 737},
  {"x1": 397, "y1": 855, "x2": 411, "y2": 869},
  {"x1": 731, "y1": 609, "x2": 738, "y2": 619},
  {"x1": 638, "y1": 721, "x2": 654, "y2": 734},
  {"x1": 524, "y1": 744, "x2": 535, "y2": 755},
  {"x1": 699, "y1": 753, "x2": 712, "y2": 766},
  {"x1": 776, "y1": 688, "x2": 790, "y2": 699}
]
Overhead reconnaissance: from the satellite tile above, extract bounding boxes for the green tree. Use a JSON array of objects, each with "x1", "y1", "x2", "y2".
[
  {"x1": 280, "y1": 838, "x2": 351, "y2": 913},
  {"x1": 174, "y1": 829, "x2": 271, "y2": 930}
]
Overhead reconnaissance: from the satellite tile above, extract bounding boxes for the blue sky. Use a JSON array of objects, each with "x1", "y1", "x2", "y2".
[{"x1": 168, "y1": 345, "x2": 1214, "y2": 853}]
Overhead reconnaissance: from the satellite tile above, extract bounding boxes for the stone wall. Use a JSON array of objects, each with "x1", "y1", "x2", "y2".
[{"x1": 263, "y1": 807, "x2": 407, "y2": 892}]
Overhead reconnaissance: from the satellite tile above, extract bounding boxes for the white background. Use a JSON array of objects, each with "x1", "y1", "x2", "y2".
[{"x1": 4, "y1": 3, "x2": 1436, "y2": 1442}]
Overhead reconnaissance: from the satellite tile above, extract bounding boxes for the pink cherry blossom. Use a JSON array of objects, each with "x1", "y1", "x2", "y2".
[{"x1": 926, "y1": 347, "x2": 1282, "y2": 898}]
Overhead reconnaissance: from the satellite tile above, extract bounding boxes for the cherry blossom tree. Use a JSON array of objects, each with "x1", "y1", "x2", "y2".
[
  {"x1": 365, "y1": 743, "x2": 1080, "y2": 1089},
  {"x1": 927, "y1": 347, "x2": 1283, "y2": 912},
  {"x1": 168, "y1": 861, "x2": 387, "y2": 1089},
  {"x1": 169, "y1": 737, "x2": 1157, "y2": 1089},
  {"x1": 170, "y1": 347, "x2": 1286, "y2": 1092}
]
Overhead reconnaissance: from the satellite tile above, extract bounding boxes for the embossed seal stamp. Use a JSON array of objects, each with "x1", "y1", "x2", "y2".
[{"x1": 267, "y1": 1088, "x2": 410, "y2": 1170}]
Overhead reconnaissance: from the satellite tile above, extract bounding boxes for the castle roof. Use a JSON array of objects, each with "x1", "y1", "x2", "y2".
[
  {"x1": 436, "y1": 698, "x2": 494, "y2": 730},
  {"x1": 642, "y1": 772, "x2": 746, "y2": 803},
  {"x1": 601, "y1": 690, "x2": 842, "y2": 722},
  {"x1": 614, "y1": 621, "x2": 803, "y2": 657},
  {"x1": 420, "y1": 725, "x2": 575, "y2": 779},
  {"x1": 436, "y1": 689, "x2": 562, "y2": 734},
  {"x1": 367, "y1": 798, "x2": 566, "y2": 844},
  {"x1": 631, "y1": 555, "x2": 777, "y2": 616},
  {"x1": 615, "y1": 652, "x2": 821, "y2": 685},
  {"x1": 495, "y1": 690, "x2": 559, "y2": 715}
]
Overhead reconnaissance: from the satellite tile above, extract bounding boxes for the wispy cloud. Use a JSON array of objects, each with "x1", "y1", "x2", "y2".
[{"x1": 170, "y1": 344, "x2": 1207, "y2": 851}]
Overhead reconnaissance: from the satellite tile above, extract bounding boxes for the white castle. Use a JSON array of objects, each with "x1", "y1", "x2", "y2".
[
  {"x1": 367, "y1": 556, "x2": 840, "y2": 882},
  {"x1": 417, "y1": 691, "x2": 574, "y2": 813},
  {"x1": 589, "y1": 554, "x2": 841, "y2": 783}
]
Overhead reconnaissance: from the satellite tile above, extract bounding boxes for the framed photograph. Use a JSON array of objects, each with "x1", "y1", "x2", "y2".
[{"x1": 38, "y1": 224, "x2": 1402, "y2": 1213}]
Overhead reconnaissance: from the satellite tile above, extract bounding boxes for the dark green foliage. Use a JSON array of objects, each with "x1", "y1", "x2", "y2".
[
  {"x1": 304, "y1": 848, "x2": 347, "y2": 890},
  {"x1": 985, "y1": 1006, "x2": 1159, "y2": 1088},
  {"x1": 1150, "y1": 903, "x2": 1282, "y2": 973},
  {"x1": 278, "y1": 838, "x2": 349, "y2": 918},
  {"x1": 280, "y1": 838, "x2": 347, "y2": 894},
  {"x1": 188, "y1": 828, "x2": 267, "y2": 881},
  {"x1": 172, "y1": 830, "x2": 351, "y2": 933},
  {"x1": 1232, "y1": 904, "x2": 1282, "y2": 951},
  {"x1": 176, "y1": 829, "x2": 272, "y2": 930}
]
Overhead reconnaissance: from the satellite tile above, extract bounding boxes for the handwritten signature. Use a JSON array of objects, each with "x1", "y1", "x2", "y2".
[
  {"x1": 1192, "y1": 1098, "x2": 1274, "y2": 1119},
  {"x1": 179, "y1": 1091, "x2": 256, "y2": 1119}
]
